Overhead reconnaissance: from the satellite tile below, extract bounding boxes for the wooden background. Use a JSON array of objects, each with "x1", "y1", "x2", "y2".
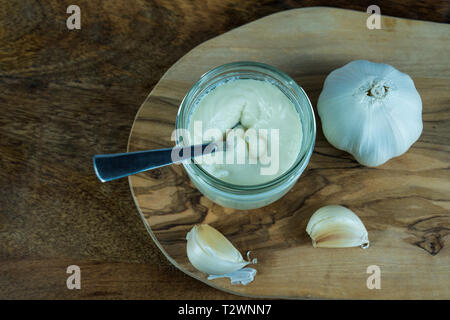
[{"x1": 0, "y1": 0, "x2": 449, "y2": 299}]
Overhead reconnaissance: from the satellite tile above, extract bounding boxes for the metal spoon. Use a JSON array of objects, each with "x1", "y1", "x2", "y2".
[{"x1": 93, "y1": 142, "x2": 221, "y2": 182}]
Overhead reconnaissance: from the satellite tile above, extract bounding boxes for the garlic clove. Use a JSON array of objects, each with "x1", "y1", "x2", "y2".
[
  {"x1": 186, "y1": 224, "x2": 256, "y2": 275},
  {"x1": 306, "y1": 205, "x2": 369, "y2": 249}
]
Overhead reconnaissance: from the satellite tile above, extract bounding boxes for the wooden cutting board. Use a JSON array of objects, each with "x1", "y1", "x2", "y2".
[{"x1": 128, "y1": 7, "x2": 450, "y2": 299}]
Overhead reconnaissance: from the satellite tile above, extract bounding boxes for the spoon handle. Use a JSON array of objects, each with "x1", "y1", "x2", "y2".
[{"x1": 93, "y1": 143, "x2": 217, "y2": 182}]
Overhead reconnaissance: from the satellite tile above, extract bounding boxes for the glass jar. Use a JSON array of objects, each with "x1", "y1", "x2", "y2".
[{"x1": 175, "y1": 61, "x2": 316, "y2": 210}]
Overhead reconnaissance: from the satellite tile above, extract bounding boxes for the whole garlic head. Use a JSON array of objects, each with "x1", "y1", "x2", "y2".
[{"x1": 318, "y1": 60, "x2": 423, "y2": 166}]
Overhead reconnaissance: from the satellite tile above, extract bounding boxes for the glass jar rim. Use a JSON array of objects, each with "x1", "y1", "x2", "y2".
[{"x1": 175, "y1": 61, "x2": 316, "y2": 193}]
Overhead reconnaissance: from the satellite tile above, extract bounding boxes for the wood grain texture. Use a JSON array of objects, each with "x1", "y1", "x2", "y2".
[
  {"x1": 128, "y1": 8, "x2": 450, "y2": 299},
  {"x1": 0, "y1": 0, "x2": 449, "y2": 299}
]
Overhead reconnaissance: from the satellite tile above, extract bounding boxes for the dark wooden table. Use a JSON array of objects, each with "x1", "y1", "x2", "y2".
[{"x1": 1, "y1": 0, "x2": 448, "y2": 299}]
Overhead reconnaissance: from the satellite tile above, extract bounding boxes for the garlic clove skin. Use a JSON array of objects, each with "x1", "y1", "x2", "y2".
[
  {"x1": 318, "y1": 60, "x2": 423, "y2": 167},
  {"x1": 306, "y1": 205, "x2": 369, "y2": 249},
  {"x1": 186, "y1": 224, "x2": 253, "y2": 275}
]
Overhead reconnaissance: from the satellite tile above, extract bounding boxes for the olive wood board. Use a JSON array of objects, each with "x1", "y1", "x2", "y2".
[{"x1": 128, "y1": 7, "x2": 450, "y2": 299}]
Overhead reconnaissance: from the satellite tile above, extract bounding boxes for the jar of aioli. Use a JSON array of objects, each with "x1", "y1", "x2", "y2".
[{"x1": 175, "y1": 62, "x2": 316, "y2": 210}]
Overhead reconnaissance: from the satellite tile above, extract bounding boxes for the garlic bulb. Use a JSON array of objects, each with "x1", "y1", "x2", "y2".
[
  {"x1": 318, "y1": 60, "x2": 423, "y2": 166},
  {"x1": 186, "y1": 224, "x2": 256, "y2": 276},
  {"x1": 306, "y1": 205, "x2": 369, "y2": 248}
]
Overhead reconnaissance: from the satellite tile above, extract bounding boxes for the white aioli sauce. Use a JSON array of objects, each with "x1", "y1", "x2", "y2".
[{"x1": 188, "y1": 79, "x2": 302, "y2": 185}]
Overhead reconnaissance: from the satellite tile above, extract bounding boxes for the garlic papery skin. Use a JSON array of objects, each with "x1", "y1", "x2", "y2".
[
  {"x1": 186, "y1": 224, "x2": 256, "y2": 276},
  {"x1": 317, "y1": 60, "x2": 423, "y2": 167},
  {"x1": 306, "y1": 205, "x2": 369, "y2": 249}
]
